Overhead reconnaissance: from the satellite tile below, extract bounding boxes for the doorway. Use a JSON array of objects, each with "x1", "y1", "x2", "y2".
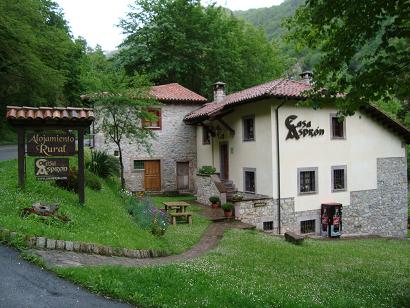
[
  {"x1": 177, "y1": 162, "x2": 190, "y2": 190},
  {"x1": 144, "y1": 160, "x2": 161, "y2": 191},
  {"x1": 220, "y1": 143, "x2": 229, "y2": 180}
]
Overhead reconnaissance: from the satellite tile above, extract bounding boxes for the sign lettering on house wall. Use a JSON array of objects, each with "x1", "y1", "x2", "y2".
[
  {"x1": 285, "y1": 115, "x2": 325, "y2": 140},
  {"x1": 27, "y1": 133, "x2": 76, "y2": 156},
  {"x1": 35, "y1": 158, "x2": 69, "y2": 180}
]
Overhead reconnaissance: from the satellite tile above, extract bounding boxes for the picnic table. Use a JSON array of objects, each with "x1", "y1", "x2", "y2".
[
  {"x1": 162, "y1": 201, "x2": 192, "y2": 225},
  {"x1": 162, "y1": 201, "x2": 190, "y2": 213}
]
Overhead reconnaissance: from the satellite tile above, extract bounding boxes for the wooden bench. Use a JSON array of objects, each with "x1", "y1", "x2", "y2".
[
  {"x1": 169, "y1": 212, "x2": 192, "y2": 225},
  {"x1": 284, "y1": 231, "x2": 304, "y2": 245}
]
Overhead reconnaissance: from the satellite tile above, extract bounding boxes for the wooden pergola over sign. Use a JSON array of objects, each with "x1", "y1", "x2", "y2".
[{"x1": 6, "y1": 106, "x2": 94, "y2": 204}]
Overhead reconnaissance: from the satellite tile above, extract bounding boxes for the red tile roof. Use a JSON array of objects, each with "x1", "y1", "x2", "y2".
[
  {"x1": 6, "y1": 106, "x2": 94, "y2": 121},
  {"x1": 150, "y1": 83, "x2": 207, "y2": 103},
  {"x1": 184, "y1": 79, "x2": 310, "y2": 122}
]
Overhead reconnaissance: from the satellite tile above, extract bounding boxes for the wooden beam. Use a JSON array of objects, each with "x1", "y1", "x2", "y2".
[
  {"x1": 17, "y1": 127, "x2": 25, "y2": 189},
  {"x1": 77, "y1": 128, "x2": 85, "y2": 204},
  {"x1": 217, "y1": 118, "x2": 235, "y2": 135}
]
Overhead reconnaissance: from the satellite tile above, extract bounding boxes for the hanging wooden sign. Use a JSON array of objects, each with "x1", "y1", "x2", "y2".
[
  {"x1": 34, "y1": 158, "x2": 69, "y2": 180},
  {"x1": 27, "y1": 133, "x2": 76, "y2": 156}
]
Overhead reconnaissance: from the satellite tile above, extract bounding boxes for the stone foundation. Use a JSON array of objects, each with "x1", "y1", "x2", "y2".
[
  {"x1": 196, "y1": 174, "x2": 226, "y2": 205},
  {"x1": 343, "y1": 157, "x2": 408, "y2": 237},
  {"x1": 233, "y1": 198, "x2": 275, "y2": 231}
]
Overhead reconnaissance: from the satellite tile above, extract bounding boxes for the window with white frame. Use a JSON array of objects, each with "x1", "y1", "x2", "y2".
[
  {"x1": 298, "y1": 167, "x2": 318, "y2": 194},
  {"x1": 331, "y1": 165, "x2": 347, "y2": 192}
]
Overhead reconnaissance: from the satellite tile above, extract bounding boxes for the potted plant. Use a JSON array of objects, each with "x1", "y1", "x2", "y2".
[
  {"x1": 221, "y1": 202, "x2": 234, "y2": 218},
  {"x1": 209, "y1": 196, "x2": 220, "y2": 208}
]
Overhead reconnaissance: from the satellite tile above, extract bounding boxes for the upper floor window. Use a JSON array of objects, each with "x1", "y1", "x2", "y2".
[
  {"x1": 244, "y1": 168, "x2": 256, "y2": 193},
  {"x1": 143, "y1": 108, "x2": 161, "y2": 130},
  {"x1": 298, "y1": 167, "x2": 318, "y2": 194},
  {"x1": 331, "y1": 115, "x2": 345, "y2": 139},
  {"x1": 243, "y1": 115, "x2": 255, "y2": 141},
  {"x1": 331, "y1": 165, "x2": 347, "y2": 192},
  {"x1": 202, "y1": 126, "x2": 211, "y2": 145}
]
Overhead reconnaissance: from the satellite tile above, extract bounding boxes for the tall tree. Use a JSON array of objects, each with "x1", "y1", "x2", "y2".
[
  {"x1": 285, "y1": 0, "x2": 410, "y2": 117},
  {"x1": 117, "y1": 0, "x2": 287, "y2": 98}
]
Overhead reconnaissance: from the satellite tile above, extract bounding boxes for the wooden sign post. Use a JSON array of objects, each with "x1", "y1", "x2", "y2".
[{"x1": 6, "y1": 106, "x2": 94, "y2": 204}]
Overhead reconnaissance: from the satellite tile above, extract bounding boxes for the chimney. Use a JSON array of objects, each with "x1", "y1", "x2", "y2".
[
  {"x1": 213, "y1": 81, "x2": 226, "y2": 102},
  {"x1": 299, "y1": 71, "x2": 313, "y2": 84}
]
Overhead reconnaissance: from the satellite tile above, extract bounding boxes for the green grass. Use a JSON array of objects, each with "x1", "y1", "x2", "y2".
[
  {"x1": 0, "y1": 158, "x2": 210, "y2": 254},
  {"x1": 0, "y1": 123, "x2": 17, "y2": 145},
  {"x1": 56, "y1": 230, "x2": 410, "y2": 307}
]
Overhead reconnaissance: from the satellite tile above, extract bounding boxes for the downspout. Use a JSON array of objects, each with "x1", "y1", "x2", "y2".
[{"x1": 275, "y1": 98, "x2": 286, "y2": 234}]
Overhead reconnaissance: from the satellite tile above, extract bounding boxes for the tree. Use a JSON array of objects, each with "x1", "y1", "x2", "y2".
[
  {"x1": 117, "y1": 0, "x2": 287, "y2": 98},
  {"x1": 82, "y1": 50, "x2": 158, "y2": 188},
  {"x1": 285, "y1": 0, "x2": 410, "y2": 117}
]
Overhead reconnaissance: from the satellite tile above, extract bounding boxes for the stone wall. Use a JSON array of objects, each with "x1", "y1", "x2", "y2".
[
  {"x1": 196, "y1": 174, "x2": 226, "y2": 205},
  {"x1": 95, "y1": 104, "x2": 201, "y2": 192},
  {"x1": 343, "y1": 157, "x2": 408, "y2": 237},
  {"x1": 234, "y1": 198, "x2": 276, "y2": 231}
]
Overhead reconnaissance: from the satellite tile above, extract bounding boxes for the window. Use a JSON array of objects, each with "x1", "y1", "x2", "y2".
[
  {"x1": 113, "y1": 150, "x2": 119, "y2": 157},
  {"x1": 133, "y1": 160, "x2": 144, "y2": 170},
  {"x1": 243, "y1": 115, "x2": 255, "y2": 141},
  {"x1": 332, "y1": 165, "x2": 347, "y2": 192},
  {"x1": 263, "y1": 221, "x2": 273, "y2": 231},
  {"x1": 244, "y1": 168, "x2": 256, "y2": 193},
  {"x1": 298, "y1": 167, "x2": 318, "y2": 194},
  {"x1": 202, "y1": 126, "x2": 211, "y2": 145},
  {"x1": 143, "y1": 108, "x2": 161, "y2": 129},
  {"x1": 301, "y1": 220, "x2": 316, "y2": 234},
  {"x1": 330, "y1": 115, "x2": 345, "y2": 139}
]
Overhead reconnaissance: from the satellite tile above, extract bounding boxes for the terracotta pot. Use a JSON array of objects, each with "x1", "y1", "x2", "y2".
[
  {"x1": 211, "y1": 203, "x2": 218, "y2": 209},
  {"x1": 224, "y1": 210, "x2": 233, "y2": 217}
]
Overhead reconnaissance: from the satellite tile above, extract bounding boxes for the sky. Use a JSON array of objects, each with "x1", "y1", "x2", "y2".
[{"x1": 55, "y1": 0, "x2": 284, "y2": 51}]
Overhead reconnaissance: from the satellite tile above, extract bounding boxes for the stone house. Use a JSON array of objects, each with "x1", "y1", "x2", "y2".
[
  {"x1": 184, "y1": 75, "x2": 410, "y2": 238},
  {"x1": 95, "y1": 83, "x2": 207, "y2": 193}
]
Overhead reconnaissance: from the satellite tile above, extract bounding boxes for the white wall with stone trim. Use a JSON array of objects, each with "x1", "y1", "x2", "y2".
[{"x1": 95, "y1": 103, "x2": 202, "y2": 192}]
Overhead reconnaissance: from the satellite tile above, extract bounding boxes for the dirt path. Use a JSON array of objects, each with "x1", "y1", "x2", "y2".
[{"x1": 33, "y1": 204, "x2": 254, "y2": 268}]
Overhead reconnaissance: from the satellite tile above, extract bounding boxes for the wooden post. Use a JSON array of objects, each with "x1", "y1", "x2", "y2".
[
  {"x1": 77, "y1": 128, "x2": 85, "y2": 204},
  {"x1": 17, "y1": 127, "x2": 25, "y2": 189}
]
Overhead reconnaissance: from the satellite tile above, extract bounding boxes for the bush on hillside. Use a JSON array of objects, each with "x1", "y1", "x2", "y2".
[
  {"x1": 87, "y1": 150, "x2": 120, "y2": 178},
  {"x1": 85, "y1": 170, "x2": 102, "y2": 191},
  {"x1": 55, "y1": 168, "x2": 102, "y2": 192}
]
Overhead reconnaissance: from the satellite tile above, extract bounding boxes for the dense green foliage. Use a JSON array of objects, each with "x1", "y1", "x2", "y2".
[
  {"x1": 117, "y1": 0, "x2": 287, "y2": 98},
  {"x1": 56, "y1": 229, "x2": 410, "y2": 307},
  {"x1": 0, "y1": 158, "x2": 209, "y2": 253},
  {"x1": 86, "y1": 150, "x2": 120, "y2": 179},
  {"x1": 197, "y1": 165, "x2": 216, "y2": 175},
  {"x1": 285, "y1": 0, "x2": 410, "y2": 117}
]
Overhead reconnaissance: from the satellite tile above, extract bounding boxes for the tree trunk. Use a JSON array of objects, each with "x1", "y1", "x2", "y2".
[{"x1": 117, "y1": 143, "x2": 126, "y2": 189}]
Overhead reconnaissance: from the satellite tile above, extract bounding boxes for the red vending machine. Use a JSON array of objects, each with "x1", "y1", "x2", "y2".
[{"x1": 320, "y1": 203, "x2": 342, "y2": 237}]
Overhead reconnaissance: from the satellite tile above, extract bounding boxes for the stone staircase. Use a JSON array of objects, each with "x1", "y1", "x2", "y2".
[{"x1": 221, "y1": 179, "x2": 237, "y2": 199}]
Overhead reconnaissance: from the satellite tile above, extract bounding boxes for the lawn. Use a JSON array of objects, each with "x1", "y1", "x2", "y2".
[
  {"x1": 56, "y1": 229, "x2": 410, "y2": 307},
  {"x1": 0, "y1": 158, "x2": 210, "y2": 254}
]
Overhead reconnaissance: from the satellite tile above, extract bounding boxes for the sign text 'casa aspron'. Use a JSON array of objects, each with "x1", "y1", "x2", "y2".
[
  {"x1": 34, "y1": 158, "x2": 69, "y2": 180},
  {"x1": 27, "y1": 133, "x2": 76, "y2": 156}
]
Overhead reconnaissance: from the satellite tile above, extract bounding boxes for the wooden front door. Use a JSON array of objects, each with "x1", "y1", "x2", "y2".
[
  {"x1": 144, "y1": 160, "x2": 161, "y2": 191},
  {"x1": 177, "y1": 162, "x2": 190, "y2": 190},
  {"x1": 220, "y1": 143, "x2": 229, "y2": 180}
]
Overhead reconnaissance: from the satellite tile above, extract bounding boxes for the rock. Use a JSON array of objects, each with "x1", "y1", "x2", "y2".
[
  {"x1": 65, "y1": 241, "x2": 74, "y2": 251},
  {"x1": 46, "y1": 239, "x2": 56, "y2": 249},
  {"x1": 36, "y1": 237, "x2": 46, "y2": 248},
  {"x1": 56, "y1": 240, "x2": 65, "y2": 250}
]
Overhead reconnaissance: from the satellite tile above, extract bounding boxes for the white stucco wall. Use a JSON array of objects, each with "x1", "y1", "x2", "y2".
[
  {"x1": 276, "y1": 104, "x2": 406, "y2": 212},
  {"x1": 196, "y1": 99, "x2": 406, "y2": 212}
]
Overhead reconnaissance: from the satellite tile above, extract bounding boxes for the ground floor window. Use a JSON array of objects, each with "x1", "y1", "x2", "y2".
[
  {"x1": 298, "y1": 167, "x2": 318, "y2": 194},
  {"x1": 243, "y1": 168, "x2": 256, "y2": 193},
  {"x1": 133, "y1": 160, "x2": 144, "y2": 170},
  {"x1": 301, "y1": 220, "x2": 316, "y2": 234},
  {"x1": 263, "y1": 221, "x2": 273, "y2": 231}
]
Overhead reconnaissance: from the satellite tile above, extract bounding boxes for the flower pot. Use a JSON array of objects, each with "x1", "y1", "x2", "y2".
[
  {"x1": 211, "y1": 203, "x2": 219, "y2": 209},
  {"x1": 224, "y1": 210, "x2": 233, "y2": 218}
]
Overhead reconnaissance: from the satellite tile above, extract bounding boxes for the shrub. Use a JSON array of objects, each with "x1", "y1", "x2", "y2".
[
  {"x1": 198, "y1": 165, "x2": 216, "y2": 175},
  {"x1": 85, "y1": 170, "x2": 102, "y2": 191},
  {"x1": 209, "y1": 196, "x2": 220, "y2": 204},
  {"x1": 87, "y1": 150, "x2": 120, "y2": 178},
  {"x1": 126, "y1": 197, "x2": 169, "y2": 236},
  {"x1": 222, "y1": 202, "x2": 234, "y2": 212},
  {"x1": 55, "y1": 167, "x2": 79, "y2": 192}
]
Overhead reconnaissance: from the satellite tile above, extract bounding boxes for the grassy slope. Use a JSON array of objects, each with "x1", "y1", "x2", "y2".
[
  {"x1": 0, "y1": 158, "x2": 210, "y2": 254},
  {"x1": 57, "y1": 229, "x2": 410, "y2": 307}
]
